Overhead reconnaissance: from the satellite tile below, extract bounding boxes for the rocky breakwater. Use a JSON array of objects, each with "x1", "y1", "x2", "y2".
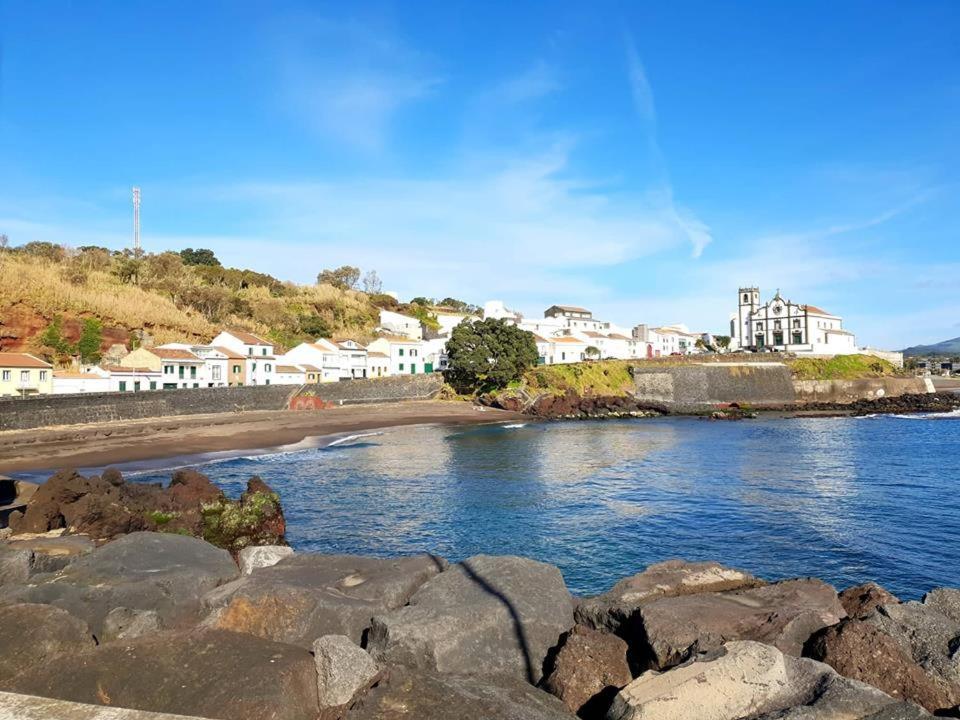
[
  {"x1": 0, "y1": 513, "x2": 958, "y2": 720},
  {"x1": 487, "y1": 389, "x2": 665, "y2": 420}
]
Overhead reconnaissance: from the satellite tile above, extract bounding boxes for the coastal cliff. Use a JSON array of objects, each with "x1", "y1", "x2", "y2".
[{"x1": 0, "y1": 470, "x2": 956, "y2": 719}]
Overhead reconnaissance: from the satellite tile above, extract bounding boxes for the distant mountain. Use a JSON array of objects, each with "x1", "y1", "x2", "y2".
[{"x1": 902, "y1": 337, "x2": 960, "y2": 357}]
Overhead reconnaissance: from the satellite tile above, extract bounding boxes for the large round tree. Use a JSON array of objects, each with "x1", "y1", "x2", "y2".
[{"x1": 444, "y1": 318, "x2": 539, "y2": 393}]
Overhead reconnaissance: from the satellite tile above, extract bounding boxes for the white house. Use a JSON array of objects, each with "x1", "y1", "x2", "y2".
[
  {"x1": 274, "y1": 364, "x2": 307, "y2": 385},
  {"x1": 53, "y1": 367, "x2": 111, "y2": 394},
  {"x1": 367, "y1": 335, "x2": 427, "y2": 375},
  {"x1": 333, "y1": 339, "x2": 369, "y2": 380},
  {"x1": 283, "y1": 340, "x2": 342, "y2": 383},
  {"x1": 211, "y1": 329, "x2": 278, "y2": 385},
  {"x1": 367, "y1": 352, "x2": 390, "y2": 378},
  {"x1": 106, "y1": 365, "x2": 163, "y2": 392},
  {"x1": 378, "y1": 310, "x2": 423, "y2": 340},
  {"x1": 548, "y1": 336, "x2": 589, "y2": 364},
  {"x1": 730, "y1": 288, "x2": 857, "y2": 355},
  {"x1": 157, "y1": 344, "x2": 230, "y2": 388}
]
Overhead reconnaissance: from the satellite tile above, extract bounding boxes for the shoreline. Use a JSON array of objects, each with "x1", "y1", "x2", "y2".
[{"x1": 0, "y1": 401, "x2": 526, "y2": 475}]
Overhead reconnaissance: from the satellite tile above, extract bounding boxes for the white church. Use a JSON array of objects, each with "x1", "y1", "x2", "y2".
[{"x1": 730, "y1": 287, "x2": 857, "y2": 355}]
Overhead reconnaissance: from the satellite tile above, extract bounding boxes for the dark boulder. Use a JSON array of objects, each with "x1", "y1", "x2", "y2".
[
  {"x1": 540, "y1": 624, "x2": 632, "y2": 719},
  {"x1": 3, "y1": 531, "x2": 239, "y2": 637},
  {"x1": 838, "y1": 581, "x2": 900, "y2": 619},
  {"x1": 635, "y1": 578, "x2": 846, "y2": 670},
  {"x1": 4, "y1": 628, "x2": 320, "y2": 720},
  {"x1": 575, "y1": 559, "x2": 763, "y2": 634},
  {"x1": 345, "y1": 666, "x2": 576, "y2": 720},
  {"x1": 207, "y1": 552, "x2": 446, "y2": 648},
  {"x1": 367, "y1": 554, "x2": 574, "y2": 684},
  {"x1": 9, "y1": 468, "x2": 286, "y2": 554},
  {"x1": 0, "y1": 603, "x2": 95, "y2": 685},
  {"x1": 805, "y1": 618, "x2": 954, "y2": 713}
]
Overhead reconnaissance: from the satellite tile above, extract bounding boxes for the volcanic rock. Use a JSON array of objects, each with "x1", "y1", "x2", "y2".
[
  {"x1": 0, "y1": 546, "x2": 32, "y2": 586},
  {"x1": 4, "y1": 628, "x2": 320, "y2": 720},
  {"x1": 9, "y1": 468, "x2": 286, "y2": 553},
  {"x1": 101, "y1": 606, "x2": 163, "y2": 642},
  {"x1": 344, "y1": 666, "x2": 576, "y2": 720},
  {"x1": 540, "y1": 624, "x2": 631, "y2": 719},
  {"x1": 575, "y1": 559, "x2": 762, "y2": 634},
  {"x1": 239, "y1": 544, "x2": 294, "y2": 575},
  {"x1": 313, "y1": 635, "x2": 381, "y2": 715},
  {"x1": 923, "y1": 587, "x2": 960, "y2": 625},
  {"x1": 804, "y1": 618, "x2": 954, "y2": 712},
  {"x1": 0, "y1": 603, "x2": 95, "y2": 684},
  {"x1": 635, "y1": 578, "x2": 846, "y2": 670},
  {"x1": 207, "y1": 553, "x2": 445, "y2": 647},
  {"x1": 838, "y1": 581, "x2": 900, "y2": 619},
  {"x1": 367, "y1": 554, "x2": 574, "y2": 684},
  {"x1": 3, "y1": 531, "x2": 239, "y2": 637},
  {"x1": 607, "y1": 640, "x2": 916, "y2": 720}
]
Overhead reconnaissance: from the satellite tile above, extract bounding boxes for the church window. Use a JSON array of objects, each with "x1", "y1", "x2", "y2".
[
  {"x1": 756, "y1": 322, "x2": 763, "y2": 332},
  {"x1": 793, "y1": 332, "x2": 803, "y2": 344},
  {"x1": 774, "y1": 320, "x2": 781, "y2": 330},
  {"x1": 793, "y1": 319, "x2": 801, "y2": 328},
  {"x1": 743, "y1": 293, "x2": 749, "y2": 302}
]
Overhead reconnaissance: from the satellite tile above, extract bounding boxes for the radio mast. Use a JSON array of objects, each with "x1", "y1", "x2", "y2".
[{"x1": 132, "y1": 186, "x2": 142, "y2": 256}]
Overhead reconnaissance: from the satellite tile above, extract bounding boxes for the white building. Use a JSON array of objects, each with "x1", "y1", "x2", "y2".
[
  {"x1": 211, "y1": 329, "x2": 278, "y2": 385},
  {"x1": 333, "y1": 339, "x2": 369, "y2": 380},
  {"x1": 274, "y1": 364, "x2": 307, "y2": 385},
  {"x1": 367, "y1": 335, "x2": 428, "y2": 375},
  {"x1": 730, "y1": 288, "x2": 857, "y2": 355},
  {"x1": 283, "y1": 340, "x2": 342, "y2": 383},
  {"x1": 156, "y1": 344, "x2": 230, "y2": 388},
  {"x1": 367, "y1": 352, "x2": 390, "y2": 378},
  {"x1": 106, "y1": 365, "x2": 163, "y2": 392},
  {"x1": 378, "y1": 309, "x2": 423, "y2": 340},
  {"x1": 53, "y1": 368, "x2": 111, "y2": 394}
]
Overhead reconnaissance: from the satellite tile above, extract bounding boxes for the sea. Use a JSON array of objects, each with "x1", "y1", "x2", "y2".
[{"x1": 20, "y1": 412, "x2": 960, "y2": 599}]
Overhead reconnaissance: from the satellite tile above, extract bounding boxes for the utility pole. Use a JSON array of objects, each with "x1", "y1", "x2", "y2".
[{"x1": 132, "y1": 186, "x2": 142, "y2": 257}]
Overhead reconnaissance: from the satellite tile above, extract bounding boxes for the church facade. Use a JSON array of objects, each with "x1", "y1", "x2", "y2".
[{"x1": 730, "y1": 288, "x2": 856, "y2": 355}]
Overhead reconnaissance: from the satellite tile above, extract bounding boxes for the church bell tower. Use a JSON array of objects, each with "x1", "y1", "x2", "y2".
[{"x1": 737, "y1": 287, "x2": 759, "y2": 349}]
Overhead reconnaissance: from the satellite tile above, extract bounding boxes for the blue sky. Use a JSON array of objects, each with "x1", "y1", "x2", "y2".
[{"x1": 1, "y1": 1, "x2": 957, "y2": 348}]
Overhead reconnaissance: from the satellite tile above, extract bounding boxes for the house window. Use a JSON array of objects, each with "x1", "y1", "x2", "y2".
[
  {"x1": 1, "y1": 370, "x2": 9, "y2": 381},
  {"x1": 262, "y1": 348, "x2": 267, "y2": 356},
  {"x1": 178, "y1": 366, "x2": 185, "y2": 379},
  {"x1": 233, "y1": 365, "x2": 241, "y2": 374},
  {"x1": 134, "y1": 381, "x2": 141, "y2": 392},
  {"x1": 119, "y1": 381, "x2": 127, "y2": 392},
  {"x1": 212, "y1": 366, "x2": 221, "y2": 381},
  {"x1": 399, "y1": 363, "x2": 405, "y2": 371},
  {"x1": 252, "y1": 362, "x2": 257, "y2": 372},
  {"x1": 39, "y1": 370, "x2": 47, "y2": 381},
  {"x1": 149, "y1": 381, "x2": 157, "y2": 390},
  {"x1": 190, "y1": 366, "x2": 197, "y2": 379},
  {"x1": 265, "y1": 364, "x2": 271, "y2": 372},
  {"x1": 248, "y1": 347, "x2": 253, "y2": 355},
  {"x1": 265, "y1": 379, "x2": 270, "y2": 385},
  {"x1": 164, "y1": 365, "x2": 173, "y2": 374},
  {"x1": 399, "y1": 348, "x2": 404, "y2": 356}
]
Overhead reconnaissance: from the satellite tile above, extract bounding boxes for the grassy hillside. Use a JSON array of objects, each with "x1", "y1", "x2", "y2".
[
  {"x1": 0, "y1": 246, "x2": 381, "y2": 361},
  {"x1": 786, "y1": 354, "x2": 901, "y2": 380}
]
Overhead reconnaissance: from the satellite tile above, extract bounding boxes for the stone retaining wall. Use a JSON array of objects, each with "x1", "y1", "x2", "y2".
[
  {"x1": 629, "y1": 364, "x2": 931, "y2": 411},
  {"x1": 290, "y1": 374, "x2": 444, "y2": 408}
]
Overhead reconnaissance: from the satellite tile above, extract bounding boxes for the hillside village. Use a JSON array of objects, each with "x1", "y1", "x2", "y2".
[{"x1": 0, "y1": 283, "x2": 904, "y2": 398}]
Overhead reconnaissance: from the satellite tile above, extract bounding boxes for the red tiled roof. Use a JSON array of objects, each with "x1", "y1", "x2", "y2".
[
  {"x1": 802, "y1": 305, "x2": 834, "y2": 316},
  {"x1": 547, "y1": 304, "x2": 591, "y2": 314},
  {"x1": 608, "y1": 333, "x2": 633, "y2": 340},
  {"x1": 583, "y1": 331, "x2": 607, "y2": 339},
  {"x1": 212, "y1": 346, "x2": 245, "y2": 360},
  {"x1": 553, "y1": 336, "x2": 586, "y2": 344},
  {"x1": 277, "y1": 365, "x2": 305, "y2": 373},
  {"x1": 0, "y1": 353, "x2": 52, "y2": 369},
  {"x1": 102, "y1": 365, "x2": 158, "y2": 374},
  {"x1": 374, "y1": 334, "x2": 419, "y2": 344},
  {"x1": 299, "y1": 364, "x2": 323, "y2": 372},
  {"x1": 367, "y1": 352, "x2": 390, "y2": 359},
  {"x1": 223, "y1": 328, "x2": 271, "y2": 346},
  {"x1": 150, "y1": 348, "x2": 202, "y2": 361}
]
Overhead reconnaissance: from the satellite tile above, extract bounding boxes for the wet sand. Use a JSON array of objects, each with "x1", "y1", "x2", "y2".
[{"x1": 0, "y1": 401, "x2": 526, "y2": 474}]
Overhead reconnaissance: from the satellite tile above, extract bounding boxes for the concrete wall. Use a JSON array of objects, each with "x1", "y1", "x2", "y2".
[
  {"x1": 291, "y1": 373, "x2": 443, "y2": 408},
  {"x1": 630, "y1": 363, "x2": 797, "y2": 412},
  {"x1": 629, "y1": 363, "x2": 932, "y2": 411},
  {"x1": 793, "y1": 377, "x2": 932, "y2": 404},
  {"x1": 0, "y1": 385, "x2": 297, "y2": 432}
]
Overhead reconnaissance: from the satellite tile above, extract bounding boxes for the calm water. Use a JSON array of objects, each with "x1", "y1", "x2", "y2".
[{"x1": 102, "y1": 414, "x2": 960, "y2": 598}]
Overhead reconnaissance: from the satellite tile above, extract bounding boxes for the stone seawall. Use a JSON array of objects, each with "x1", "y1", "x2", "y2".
[
  {"x1": 290, "y1": 374, "x2": 443, "y2": 409},
  {"x1": 0, "y1": 385, "x2": 297, "y2": 432},
  {"x1": 629, "y1": 364, "x2": 932, "y2": 412}
]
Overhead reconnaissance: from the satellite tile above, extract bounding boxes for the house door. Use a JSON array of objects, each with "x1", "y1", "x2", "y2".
[
  {"x1": 424, "y1": 362, "x2": 434, "y2": 373},
  {"x1": 410, "y1": 364, "x2": 417, "y2": 374}
]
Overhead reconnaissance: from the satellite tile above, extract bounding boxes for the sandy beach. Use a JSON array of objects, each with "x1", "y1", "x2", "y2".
[{"x1": 0, "y1": 401, "x2": 526, "y2": 475}]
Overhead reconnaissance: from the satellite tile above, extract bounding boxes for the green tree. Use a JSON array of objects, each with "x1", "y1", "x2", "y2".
[
  {"x1": 585, "y1": 345, "x2": 601, "y2": 360},
  {"x1": 317, "y1": 266, "x2": 360, "y2": 290},
  {"x1": 444, "y1": 318, "x2": 538, "y2": 393},
  {"x1": 179, "y1": 248, "x2": 221, "y2": 266},
  {"x1": 40, "y1": 315, "x2": 72, "y2": 357},
  {"x1": 77, "y1": 318, "x2": 103, "y2": 363},
  {"x1": 714, "y1": 335, "x2": 731, "y2": 350},
  {"x1": 19, "y1": 241, "x2": 66, "y2": 262},
  {"x1": 298, "y1": 314, "x2": 332, "y2": 339}
]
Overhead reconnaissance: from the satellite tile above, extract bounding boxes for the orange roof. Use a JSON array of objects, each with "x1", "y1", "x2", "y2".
[
  {"x1": 367, "y1": 352, "x2": 390, "y2": 358},
  {"x1": 102, "y1": 365, "x2": 158, "y2": 374},
  {"x1": 53, "y1": 371, "x2": 104, "y2": 379},
  {"x1": 277, "y1": 365, "x2": 305, "y2": 373},
  {"x1": 553, "y1": 336, "x2": 586, "y2": 344},
  {"x1": 530, "y1": 334, "x2": 550, "y2": 343},
  {"x1": 802, "y1": 304, "x2": 834, "y2": 316},
  {"x1": 299, "y1": 364, "x2": 323, "y2": 372},
  {"x1": 583, "y1": 331, "x2": 607, "y2": 339},
  {"x1": 223, "y1": 328, "x2": 271, "y2": 346},
  {"x1": 0, "y1": 353, "x2": 51, "y2": 369},
  {"x1": 548, "y1": 304, "x2": 591, "y2": 313},
  {"x1": 212, "y1": 345, "x2": 245, "y2": 360},
  {"x1": 151, "y1": 348, "x2": 202, "y2": 361},
  {"x1": 608, "y1": 333, "x2": 633, "y2": 340}
]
